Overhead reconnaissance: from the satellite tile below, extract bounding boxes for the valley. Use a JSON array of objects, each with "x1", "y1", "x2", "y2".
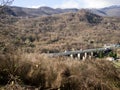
[{"x1": 0, "y1": 4, "x2": 120, "y2": 90}]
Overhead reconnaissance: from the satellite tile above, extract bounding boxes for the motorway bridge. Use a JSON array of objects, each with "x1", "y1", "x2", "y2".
[{"x1": 49, "y1": 45, "x2": 120, "y2": 60}]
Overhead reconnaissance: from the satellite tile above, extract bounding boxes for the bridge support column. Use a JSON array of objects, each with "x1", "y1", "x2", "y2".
[
  {"x1": 89, "y1": 52, "x2": 94, "y2": 59},
  {"x1": 82, "y1": 56, "x2": 85, "y2": 60},
  {"x1": 84, "y1": 52, "x2": 87, "y2": 59},
  {"x1": 77, "y1": 53, "x2": 81, "y2": 60},
  {"x1": 70, "y1": 54, "x2": 73, "y2": 58},
  {"x1": 82, "y1": 53, "x2": 87, "y2": 60},
  {"x1": 91, "y1": 52, "x2": 93, "y2": 57}
]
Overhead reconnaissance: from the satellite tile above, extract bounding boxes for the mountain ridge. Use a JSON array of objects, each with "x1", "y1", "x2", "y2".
[
  {"x1": 0, "y1": 8, "x2": 120, "y2": 53},
  {"x1": 2, "y1": 5, "x2": 120, "y2": 18},
  {"x1": 4, "y1": 6, "x2": 79, "y2": 17}
]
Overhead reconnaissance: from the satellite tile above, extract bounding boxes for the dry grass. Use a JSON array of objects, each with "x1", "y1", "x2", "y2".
[
  {"x1": 0, "y1": 10, "x2": 120, "y2": 90},
  {"x1": 15, "y1": 12, "x2": 120, "y2": 51},
  {"x1": 0, "y1": 52, "x2": 120, "y2": 90},
  {"x1": 0, "y1": 11, "x2": 120, "y2": 54}
]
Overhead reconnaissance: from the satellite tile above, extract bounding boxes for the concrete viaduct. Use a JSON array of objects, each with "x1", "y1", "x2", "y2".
[{"x1": 49, "y1": 45, "x2": 120, "y2": 60}]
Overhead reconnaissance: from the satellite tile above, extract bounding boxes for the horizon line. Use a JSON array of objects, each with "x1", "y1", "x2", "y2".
[{"x1": 10, "y1": 5, "x2": 120, "y2": 9}]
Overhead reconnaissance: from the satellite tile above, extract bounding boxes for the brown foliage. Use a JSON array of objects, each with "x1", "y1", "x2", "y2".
[{"x1": 0, "y1": 53, "x2": 120, "y2": 90}]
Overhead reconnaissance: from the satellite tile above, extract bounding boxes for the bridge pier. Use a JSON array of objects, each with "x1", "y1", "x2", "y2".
[
  {"x1": 77, "y1": 53, "x2": 81, "y2": 60},
  {"x1": 89, "y1": 52, "x2": 94, "y2": 59},
  {"x1": 70, "y1": 54, "x2": 73, "y2": 58},
  {"x1": 91, "y1": 52, "x2": 93, "y2": 56},
  {"x1": 82, "y1": 56, "x2": 85, "y2": 60},
  {"x1": 50, "y1": 47, "x2": 117, "y2": 59},
  {"x1": 68, "y1": 52, "x2": 95, "y2": 60},
  {"x1": 81, "y1": 53, "x2": 87, "y2": 60},
  {"x1": 84, "y1": 52, "x2": 87, "y2": 60}
]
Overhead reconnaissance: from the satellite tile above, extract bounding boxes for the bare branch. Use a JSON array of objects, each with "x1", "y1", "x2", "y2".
[
  {"x1": 0, "y1": 0, "x2": 14, "y2": 6},
  {"x1": 0, "y1": 0, "x2": 14, "y2": 14}
]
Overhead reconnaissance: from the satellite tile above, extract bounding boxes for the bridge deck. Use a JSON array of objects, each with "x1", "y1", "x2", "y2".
[
  {"x1": 50, "y1": 48, "x2": 106, "y2": 56},
  {"x1": 50, "y1": 46, "x2": 120, "y2": 57}
]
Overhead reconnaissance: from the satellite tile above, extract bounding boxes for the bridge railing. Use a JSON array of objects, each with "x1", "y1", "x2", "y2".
[{"x1": 49, "y1": 46, "x2": 120, "y2": 57}]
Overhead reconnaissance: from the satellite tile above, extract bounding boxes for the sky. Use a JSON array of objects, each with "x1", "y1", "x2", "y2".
[{"x1": 12, "y1": 0, "x2": 120, "y2": 9}]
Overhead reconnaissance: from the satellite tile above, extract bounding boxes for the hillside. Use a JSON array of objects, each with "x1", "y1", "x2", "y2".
[
  {"x1": 0, "y1": 5, "x2": 120, "y2": 90},
  {"x1": 3, "y1": 5, "x2": 120, "y2": 17},
  {"x1": 1, "y1": 10, "x2": 120, "y2": 53},
  {"x1": 3, "y1": 6, "x2": 79, "y2": 17},
  {"x1": 101, "y1": 6, "x2": 120, "y2": 17}
]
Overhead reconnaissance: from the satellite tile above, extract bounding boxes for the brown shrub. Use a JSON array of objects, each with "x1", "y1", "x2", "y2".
[{"x1": 0, "y1": 53, "x2": 120, "y2": 90}]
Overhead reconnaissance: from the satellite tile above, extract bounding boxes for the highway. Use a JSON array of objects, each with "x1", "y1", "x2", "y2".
[{"x1": 50, "y1": 45, "x2": 120, "y2": 57}]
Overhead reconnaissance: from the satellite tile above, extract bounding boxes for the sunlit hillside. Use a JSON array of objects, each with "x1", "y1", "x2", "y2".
[
  {"x1": 1, "y1": 10, "x2": 120, "y2": 53},
  {"x1": 0, "y1": 4, "x2": 120, "y2": 90}
]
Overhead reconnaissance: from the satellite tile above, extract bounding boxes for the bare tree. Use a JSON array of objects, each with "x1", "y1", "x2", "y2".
[
  {"x1": 0, "y1": 0, "x2": 14, "y2": 6},
  {"x1": 0, "y1": 0, "x2": 14, "y2": 14}
]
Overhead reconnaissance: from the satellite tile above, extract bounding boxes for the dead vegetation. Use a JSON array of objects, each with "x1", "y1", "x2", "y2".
[
  {"x1": 0, "y1": 9, "x2": 120, "y2": 90},
  {"x1": 13, "y1": 10, "x2": 120, "y2": 52},
  {"x1": 0, "y1": 52, "x2": 120, "y2": 90},
  {"x1": 0, "y1": 10, "x2": 120, "y2": 54}
]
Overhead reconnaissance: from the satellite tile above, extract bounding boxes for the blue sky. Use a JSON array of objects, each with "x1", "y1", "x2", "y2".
[{"x1": 12, "y1": 0, "x2": 120, "y2": 9}]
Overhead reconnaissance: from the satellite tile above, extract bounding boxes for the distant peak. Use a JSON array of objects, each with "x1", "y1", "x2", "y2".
[
  {"x1": 77, "y1": 9, "x2": 102, "y2": 24},
  {"x1": 39, "y1": 6, "x2": 53, "y2": 9},
  {"x1": 78, "y1": 9, "x2": 92, "y2": 15}
]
